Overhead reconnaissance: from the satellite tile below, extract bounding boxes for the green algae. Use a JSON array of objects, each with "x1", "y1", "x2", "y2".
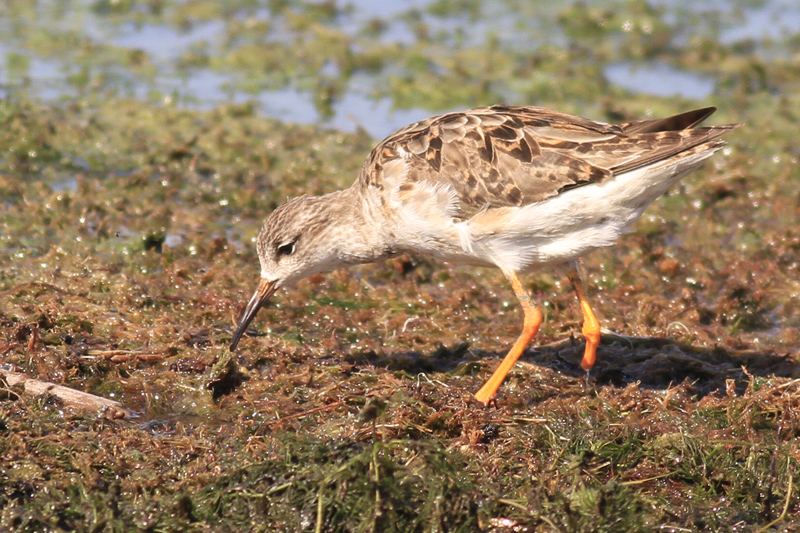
[{"x1": 1, "y1": 0, "x2": 800, "y2": 531}]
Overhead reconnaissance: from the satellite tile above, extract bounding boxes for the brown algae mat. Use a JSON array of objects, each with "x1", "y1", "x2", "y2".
[
  {"x1": 0, "y1": 94, "x2": 799, "y2": 531},
  {"x1": 2, "y1": 0, "x2": 800, "y2": 523}
]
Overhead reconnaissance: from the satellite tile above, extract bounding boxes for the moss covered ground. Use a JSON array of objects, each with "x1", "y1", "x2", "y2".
[{"x1": 1, "y1": 1, "x2": 800, "y2": 531}]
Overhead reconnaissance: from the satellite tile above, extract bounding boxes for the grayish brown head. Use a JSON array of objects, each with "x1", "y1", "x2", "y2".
[{"x1": 230, "y1": 190, "x2": 370, "y2": 351}]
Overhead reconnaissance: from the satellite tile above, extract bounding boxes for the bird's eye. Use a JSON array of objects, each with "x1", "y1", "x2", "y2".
[{"x1": 276, "y1": 241, "x2": 296, "y2": 257}]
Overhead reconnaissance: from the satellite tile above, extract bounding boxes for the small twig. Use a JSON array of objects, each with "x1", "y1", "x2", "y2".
[
  {"x1": 26, "y1": 326, "x2": 38, "y2": 354},
  {"x1": 497, "y1": 416, "x2": 548, "y2": 425},
  {"x1": 666, "y1": 321, "x2": 692, "y2": 336},
  {"x1": 109, "y1": 353, "x2": 168, "y2": 363},
  {"x1": 416, "y1": 372, "x2": 449, "y2": 388},
  {"x1": 315, "y1": 486, "x2": 325, "y2": 533},
  {"x1": 773, "y1": 378, "x2": 800, "y2": 391},
  {"x1": 0, "y1": 370, "x2": 130, "y2": 419},
  {"x1": 401, "y1": 317, "x2": 417, "y2": 333},
  {"x1": 754, "y1": 459, "x2": 794, "y2": 533},
  {"x1": 266, "y1": 401, "x2": 344, "y2": 426},
  {"x1": 621, "y1": 471, "x2": 677, "y2": 486},
  {"x1": 82, "y1": 350, "x2": 168, "y2": 363},
  {"x1": 496, "y1": 498, "x2": 529, "y2": 512}
]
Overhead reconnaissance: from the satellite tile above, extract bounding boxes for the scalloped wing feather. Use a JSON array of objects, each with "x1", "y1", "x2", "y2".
[{"x1": 359, "y1": 105, "x2": 738, "y2": 220}]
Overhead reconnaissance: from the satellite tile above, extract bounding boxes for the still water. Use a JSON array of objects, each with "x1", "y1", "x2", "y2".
[{"x1": 1, "y1": 0, "x2": 798, "y2": 138}]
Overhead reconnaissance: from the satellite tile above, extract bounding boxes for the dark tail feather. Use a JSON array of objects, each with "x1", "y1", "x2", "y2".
[{"x1": 620, "y1": 107, "x2": 718, "y2": 134}]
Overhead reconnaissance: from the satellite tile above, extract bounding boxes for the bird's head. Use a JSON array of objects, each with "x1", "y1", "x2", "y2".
[{"x1": 229, "y1": 194, "x2": 346, "y2": 351}]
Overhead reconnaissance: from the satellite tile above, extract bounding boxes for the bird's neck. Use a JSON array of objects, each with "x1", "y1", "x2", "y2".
[{"x1": 319, "y1": 185, "x2": 395, "y2": 266}]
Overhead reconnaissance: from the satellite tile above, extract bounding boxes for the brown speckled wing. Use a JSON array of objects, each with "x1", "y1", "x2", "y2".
[{"x1": 359, "y1": 105, "x2": 736, "y2": 219}]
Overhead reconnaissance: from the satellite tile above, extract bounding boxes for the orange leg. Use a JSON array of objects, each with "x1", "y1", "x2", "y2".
[
  {"x1": 566, "y1": 262, "x2": 600, "y2": 371},
  {"x1": 474, "y1": 270, "x2": 542, "y2": 405}
]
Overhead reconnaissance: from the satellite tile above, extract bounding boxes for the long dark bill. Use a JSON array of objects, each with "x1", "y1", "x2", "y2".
[{"x1": 229, "y1": 278, "x2": 278, "y2": 351}]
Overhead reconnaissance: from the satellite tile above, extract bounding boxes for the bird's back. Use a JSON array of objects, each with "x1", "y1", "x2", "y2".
[
  {"x1": 358, "y1": 105, "x2": 738, "y2": 221},
  {"x1": 352, "y1": 105, "x2": 739, "y2": 272}
]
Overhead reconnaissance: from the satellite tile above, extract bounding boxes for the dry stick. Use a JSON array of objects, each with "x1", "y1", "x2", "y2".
[
  {"x1": 83, "y1": 350, "x2": 168, "y2": 363},
  {"x1": 0, "y1": 370, "x2": 130, "y2": 419}
]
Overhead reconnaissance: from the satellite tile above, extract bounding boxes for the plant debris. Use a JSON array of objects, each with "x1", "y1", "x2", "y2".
[{"x1": 2, "y1": 1, "x2": 800, "y2": 531}]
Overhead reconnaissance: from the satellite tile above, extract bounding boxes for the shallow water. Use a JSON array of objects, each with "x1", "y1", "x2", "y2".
[{"x1": 2, "y1": 0, "x2": 799, "y2": 138}]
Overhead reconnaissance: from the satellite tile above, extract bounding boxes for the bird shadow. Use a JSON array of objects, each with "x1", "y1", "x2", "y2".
[
  {"x1": 546, "y1": 335, "x2": 798, "y2": 397},
  {"x1": 347, "y1": 335, "x2": 800, "y2": 399}
]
